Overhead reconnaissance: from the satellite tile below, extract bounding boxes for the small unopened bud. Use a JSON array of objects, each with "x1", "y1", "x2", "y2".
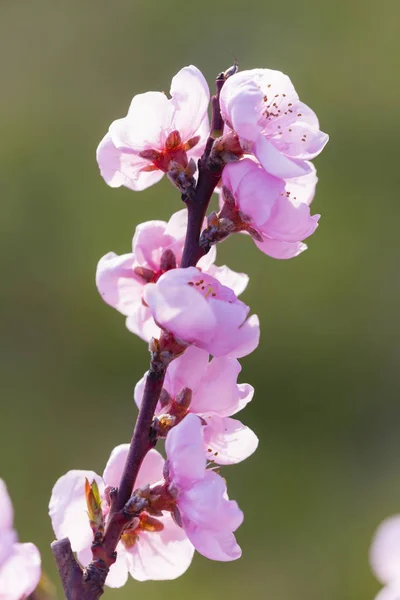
[
  {"x1": 223, "y1": 60, "x2": 239, "y2": 80},
  {"x1": 85, "y1": 479, "x2": 104, "y2": 538},
  {"x1": 175, "y1": 387, "x2": 192, "y2": 409},
  {"x1": 160, "y1": 248, "x2": 176, "y2": 272}
]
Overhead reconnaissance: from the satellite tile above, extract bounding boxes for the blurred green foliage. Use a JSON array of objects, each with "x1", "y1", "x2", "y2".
[{"x1": 1, "y1": 1, "x2": 399, "y2": 598}]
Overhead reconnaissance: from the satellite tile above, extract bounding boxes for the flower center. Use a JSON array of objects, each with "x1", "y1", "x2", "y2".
[
  {"x1": 121, "y1": 513, "x2": 164, "y2": 549},
  {"x1": 138, "y1": 130, "x2": 200, "y2": 174}
]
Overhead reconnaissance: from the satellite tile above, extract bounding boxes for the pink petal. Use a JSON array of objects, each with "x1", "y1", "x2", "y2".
[
  {"x1": 103, "y1": 446, "x2": 164, "y2": 490},
  {"x1": 374, "y1": 585, "x2": 400, "y2": 600},
  {"x1": 143, "y1": 269, "x2": 217, "y2": 343},
  {"x1": 0, "y1": 543, "x2": 41, "y2": 600},
  {"x1": 125, "y1": 513, "x2": 194, "y2": 581},
  {"x1": 49, "y1": 470, "x2": 103, "y2": 552},
  {"x1": 102, "y1": 444, "x2": 129, "y2": 488},
  {"x1": 0, "y1": 479, "x2": 14, "y2": 533},
  {"x1": 132, "y1": 219, "x2": 182, "y2": 270},
  {"x1": 263, "y1": 197, "x2": 320, "y2": 243},
  {"x1": 163, "y1": 345, "x2": 210, "y2": 399},
  {"x1": 184, "y1": 527, "x2": 242, "y2": 562},
  {"x1": 190, "y1": 356, "x2": 243, "y2": 416},
  {"x1": 270, "y1": 101, "x2": 329, "y2": 160},
  {"x1": 96, "y1": 133, "x2": 164, "y2": 191},
  {"x1": 371, "y1": 516, "x2": 400, "y2": 585},
  {"x1": 209, "y1": 312, "x2": 260, "y2": 359},
  {"x1": 197, "y1": 244, "x2": 217, "y2": 271},
  {"x1": 235, "y1": 383, "x2": 255, "y2": 414},
  {"x1": 255, "y1": 236, "x2": 307, "y2": 259},
  {"x1": 206, "y1": 264, "x2": 249, "y2": 296},
  {"x1": 254, "y1": 136, "x2": 313, "y2": 179},
  {"x1": 110, "y1": 92, "x2": 173, "y2": 151},
  {"x1": 285, "y1": 163, "x2": 318, "y2": 206},
  {"x1": 135, "y1": 449, "x2": 165, "y2": 490},
  {"x1": 187, "y1": 111, "x2": 210, "y2": 162},
  {"x1": 166, "y1": 414, "x2": 206, "y2": 486},
  {"x1": 96, "y1": 252, "x2": 143, "y2": 316},
  {"x1": 170, "y1": 66, "x2": 210, "y2": 141},
  {"x1": 220, "y1": 68, "x2": 298, "y2": 142},
  {"x1": 180, "y1": 471, "x2": 243, "y2": 532},
  {"x1": 204, "y1": 416, "x2": 258, "y2": 465},
  {"x1": 126, "y1": 307, "x2": 161, "y2": 342},
  {"x1": 164, "y1": 209, "x2": 189, "y2": 243},
  {"x1": 223, "y1": 158, "x2": 284, "y2": 227}
]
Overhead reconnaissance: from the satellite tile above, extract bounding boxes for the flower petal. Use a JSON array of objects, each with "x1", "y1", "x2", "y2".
[
  {"x1": 110, "y1": 92, "x2": 173, "y2": 151},
  {"x1": 96, "y1": 252, "x2": 143, "y2": 316},
  {"x1": 206, "y1": 264, "x2": 249, "y2": 296},
  {"x1": 371, "y1": 516, "x2": 400, "y2": 585},
  {"x1": 170, "y1": 66, "x2": 210, "y2": 141},
  {"x1": 166, "y1": 414, "x2": 206, "y2": 485},
  {"x1": 255, "y1": 236, "x2": 307, "y2": 259},
  {"x1": 190, "y1": 356, "x2": 243, "y2": 416},
  {"x1": 96, "y1": 133, "x2": 164, "y2": 191},
  {"x1": 49, "y1": 470, "x2": 103, "y2": 552},
  {"x1": 0, "y1": 479, "x2": 14, "y2": 533},
  {"x1": 125, "y1": 513, "x2": 194, "y2": 581},
  {"x1": 204, "y1": 416, "x2": 258, "y2": 465},
  {"x1": 143, "y1": 269, "x2": 217, "y2": 344},
  {"x1": 126, "y1": 308, "x2": 161, "y2": 342},
  {"x1": 254, "y1": 136, "x2": 313, "y2": 179},
  {"x1": 184, "y1": 527, "x2": 242, "y2": 562},
  {"x1": 264, "y1": 197, "x2": 320, "y2": 243},
  {"x1": 0, "y1": 543, "x2": 41, "y2": 600}
]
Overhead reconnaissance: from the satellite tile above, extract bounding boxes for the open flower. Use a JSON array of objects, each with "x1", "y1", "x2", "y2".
[
  {"x1": 0, "y1": 479, "x2": 41, "y2": 600},
  {"x1": 220, "y1": 68, "x2": 328, "y2": 179},
  {"x1": 135, "y1": 345, "x2": 258, "y2": 464},
  {"x1": 222, "y1": 157, "x2": 319, "y2": 259},
  {"x1": 97, "y1": 66, "x2": 210, "y2": 191},
  {"x1": 143, "y1": 267, "x2": 260, "y2": 358},
  {"x1": 49, "y1": 448, "x2": 194, "y2": 586},
  {"x1": 370, "y1": 515, "x2": 400, "y2": 600},
  {"x1": 164, "y1": 414, "x2": 244, "y2": 561},
  {"x1": 96, "y1": 209, "x2": 249, "y2": 341}
]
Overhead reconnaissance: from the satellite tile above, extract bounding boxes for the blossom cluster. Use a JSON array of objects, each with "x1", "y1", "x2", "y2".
[
  {"x1": 0, "y1": 479, "x2": 41, "y2": 599},
  {"x1": 48, "y1": 64, "x2": 328, "y2": 590}
]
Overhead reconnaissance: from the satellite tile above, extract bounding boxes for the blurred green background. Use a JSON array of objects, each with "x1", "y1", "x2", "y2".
[{"x1": 1, "y1": 1, "x2": 399, "y2": 598}]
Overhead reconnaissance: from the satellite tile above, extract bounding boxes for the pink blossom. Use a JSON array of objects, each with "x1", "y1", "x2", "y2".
[
  {"x1": 97, "y1": 66, "x2": 210, "y2": 191},
  {"x1": 135, "y1": 345, "x2": 258, "y2": 464},
  {"x1": 370, "y1": 515, "x2": 400, "y2": 599},
  {"x1": 220, "y1": 68, "x2": 328, "y2": 179},
  {"x1": 0, "y1": 479, "x2": 41, "y2": 600},
  {"x1": 165, "y1": 414, "x2": 243, "y2": 561},
  {"x1": 222, "y1": 157, "x2": 319, "y2": 259},
  {"x1": 49, "y1": 448, "x2": 194, "y2": 585},
  {"x1": 96, "y1": 209, "x2": 249, "y2": 341},
  {"x1": 143, "y1": 266, "x2": 260, "y2": 358}
]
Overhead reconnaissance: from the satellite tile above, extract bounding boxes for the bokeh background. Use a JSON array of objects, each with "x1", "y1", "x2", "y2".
[{"x1": 1, "y1": 1, "x2": 399, "y2": 598}]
